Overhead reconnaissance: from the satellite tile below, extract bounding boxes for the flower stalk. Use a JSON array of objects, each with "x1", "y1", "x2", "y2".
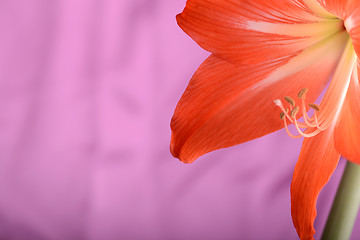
[{"x1": 321, "y1": 160, "x2": 360, "y2": 240}]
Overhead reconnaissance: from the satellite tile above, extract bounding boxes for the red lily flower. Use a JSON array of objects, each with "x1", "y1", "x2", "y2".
[{"x1": 170, "y1": 0, "x2": 360, "y2": 239}]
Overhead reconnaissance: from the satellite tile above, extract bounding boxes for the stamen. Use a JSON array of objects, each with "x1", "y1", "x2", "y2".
[
  {"x1": 290, "y1": 106, "x2": 299, "y2": 118},
  {"x1": 283, "y1": 116, "x2": 302, "y2": 139},
  {"x1": 294, "y1": 118, "x2": 323, "y2": 138},
  {"x1": 283, "y1": 107, "x2": 323, "y2": 139},
  {"x1": 298, "y1": 88, "x2": 308, "y2": 99},
  {"x1": 314, "y1": 113, "x2": 326, "y2": 131},
  {"x1": 274, "y1": 99, "x2": 308, "y2": 128},
  {"x1": 301, "y1": 108, "x2": 316, "y2": 127},
  {"x1": 309, "y1": 103, "x2": 320, "y2": 112},
  {"x1": 300, "y1": 97, "x2": 320, "y2": 129},
  {"x1": 284, "y1": 96, "x2": 295, "y2": 106},
  {"x1": 275, "y1": 89, "x2": 326, "y2": 138},
  {"x1": 280, "y1": 109, "x2": 289, "y2": 119},
  {"x1": 280, "y1": 112, "x2": 285, "y2": 120}
]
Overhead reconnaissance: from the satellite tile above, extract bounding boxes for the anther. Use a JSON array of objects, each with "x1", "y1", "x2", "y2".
[
  {"x1": 309, "y1": 103, "x2": 320, "y2": 112},
  {"x1": 280, "y1": 112, "x2": 285, "y2": 119},
  {"x1": 298, "y1": 88, "x2": 308, "y2": 99},
  {"x1": 290, "y1": 106, "x2": 299, "y2": 118},
  {"x1": 280, "y1": 108, "x2": 289, "y2": 120},
  {"x1": 284, "y1": 96, "x2": 295, "y2": 106}
]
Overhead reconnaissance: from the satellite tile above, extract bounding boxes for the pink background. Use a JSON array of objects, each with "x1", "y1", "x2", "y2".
[{"x1": 0, "y1": 1, "x2": 358, "y2": 239}]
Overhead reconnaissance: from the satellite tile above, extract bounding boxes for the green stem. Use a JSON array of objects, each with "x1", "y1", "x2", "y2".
[{"x1": 321, "y1": 161, "x2": 360, "y2": 240}]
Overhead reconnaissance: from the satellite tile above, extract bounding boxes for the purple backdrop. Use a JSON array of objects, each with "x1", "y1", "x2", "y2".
[{"x1": 0, "y1": 1, "x2": 358, "y2": 240}]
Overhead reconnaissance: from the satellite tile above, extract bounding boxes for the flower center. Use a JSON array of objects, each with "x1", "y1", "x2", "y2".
[{"x1": 274, "y1": 38, "x2": 357, "y2": 139}]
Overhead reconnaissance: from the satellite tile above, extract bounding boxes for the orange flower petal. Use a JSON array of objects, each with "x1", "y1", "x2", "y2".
[
  {"x1": 317, "y1": 0, "x2": 357, "y2": 18},
  {"x1": 177, "y1": 0, "x2": 342, "y2": 64},
  {"x1": 334, "y1": 66, "x2": 360, "y2": 163},
  {"x1": 318, "y1": 0, "x2": 360, "y2": 57},
  {"x1": 345, "y1": 10, "x2": 360, "y2": 59},
  {"x1": 315, "y1": 38, "x2": 355, "y2": 129},
  {"x1": 170, "y1": 32, "x2": 347, "y2": 163},
  {"x1": 291, "y1": 126, "x2": 340, "y2": 240}
]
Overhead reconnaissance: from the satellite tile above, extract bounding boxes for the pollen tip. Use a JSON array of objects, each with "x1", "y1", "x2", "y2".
[
  {"x1": 309, "y1": 103, "x2": 320, "y2": 112},
  {"x1": 290, "y1": 106, "x2": 299, "y2": 118},
  {"x1": 280, "y1": 112, "x2": 285, "y2": 120},
  {"x1": 274, "y1": 99, "x2": 282, "y2": 106},
  {"x1": 284, "y1": 96, "x2": 295, "y2": 106},
  {"x1": 298, "y1": 88, "x2": 308, "y2": 99}
]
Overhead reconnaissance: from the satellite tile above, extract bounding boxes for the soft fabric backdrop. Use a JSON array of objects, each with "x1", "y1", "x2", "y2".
[{"x1": 0, "y1": 0, "x2": 358, "y2": 239}]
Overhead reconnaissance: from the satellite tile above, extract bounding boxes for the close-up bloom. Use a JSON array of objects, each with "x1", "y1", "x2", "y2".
[{"x1": 170, "y1": 0, "x2": 360, "y2": 239}]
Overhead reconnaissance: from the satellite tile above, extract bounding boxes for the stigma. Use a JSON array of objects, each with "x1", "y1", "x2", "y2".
[{"x1": 274, "y1": 88, "x2": 325, "y2": 139}]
